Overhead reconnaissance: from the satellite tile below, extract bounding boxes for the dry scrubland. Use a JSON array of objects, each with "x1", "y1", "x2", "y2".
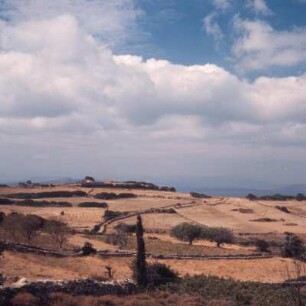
[{"x1": 1, "y1": 183, "x2": 306, "y2": 284}]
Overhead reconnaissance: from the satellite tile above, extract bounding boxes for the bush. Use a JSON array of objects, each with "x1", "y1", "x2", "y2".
[
  {"x1": 245, "y1": 193, "x2": 257, "y2": 200},
  {"x1": 170, "y1": 223, "x2": 203, "y2": 245},
  {"x1": 281, "y1": 232, "x2": 305, "y2": 259},
  {"x1": 0, "y1": 198, "x2": 13, "y2": 205},
  {"x1": 15, "y1": 200, "x2": 72, "y2": 207},
  {"x1": 131, "y1": 260, "x2": 178, "y2": 288},
  {"x1": 275, "y1": 206, "x2": 290, "y2": 213},
  {"x1": 81, "y1": 242, "x2": 97, "y2": 256},
  {"x1": 5, "y1": 190, "x2": 87, "y2": 199},
  {"x1": 255, "y1": 239, "x2": 270, "y2": 253},
  {"x1": 103, "y1": 210, "x2": 128, "y2": 221},
  {"x1": 114, "y1": 223, "x2": 136, "y2": 235},
  {"x1": 104, "y1": 233, "x2": 128, "y2": 248},
  {"x1": 78, "y1": 202, "x2": 108, "y2": 208},
  {"x1": 94, "y1": 192, "x2": 137, "y2": 200},
  {"x1": 190, "y1": 192, "x2": 211, "y2": 198}
]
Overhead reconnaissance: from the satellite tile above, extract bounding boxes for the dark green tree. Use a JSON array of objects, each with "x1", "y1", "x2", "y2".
[{"x1": 136, "y1": 214, "x2": 147, "y2": 288}]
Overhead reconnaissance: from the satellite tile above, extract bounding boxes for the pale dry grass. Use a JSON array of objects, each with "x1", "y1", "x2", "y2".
[
  {"x1": 1, "y1": 185, "x2": 306, "y2": 234},
  {"x1": 0, "y1": 251, "x2": 132, "y2": 284},
  {"x1": 1, "y1": 251, "x2": 303, "y2": 284},
  {"x1": 162, "y1": 257, "x2": 305, "y2": 283}
]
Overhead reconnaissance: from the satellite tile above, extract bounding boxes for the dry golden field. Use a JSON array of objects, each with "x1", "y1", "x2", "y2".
[
  {"x1": 1, "y1": 184, "x2": 306, "y2": 284},
  {"x1": 0, "y1": 251, "x2": 301, "y2": 283}
]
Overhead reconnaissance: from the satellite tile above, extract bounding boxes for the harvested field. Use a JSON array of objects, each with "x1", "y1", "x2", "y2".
[{"x1": 1, "y1": 251, "x2": 303, "y2": 284}]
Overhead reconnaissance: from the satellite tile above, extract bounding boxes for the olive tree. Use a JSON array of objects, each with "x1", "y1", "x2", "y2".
[{"x1": 170, "y1": 222, "x2": 203, "y2": 245}]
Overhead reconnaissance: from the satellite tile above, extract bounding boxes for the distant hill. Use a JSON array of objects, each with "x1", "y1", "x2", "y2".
[{"x1": 193, "y1": 184, "x2": 306, "y2": 197}]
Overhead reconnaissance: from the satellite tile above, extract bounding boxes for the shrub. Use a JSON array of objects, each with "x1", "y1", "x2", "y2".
[
  {"x1": 103, "y1": 210, "x2": 128, "y2": 221},
  {"x1": 250, "y1": 218, "x2": 277, "y2": 222},
  {"x1": 81, "y1": 242, "x2": 97, "y2": 256},
  {"x1": 131, "y1": 260, "x2": 178, "y2": 288},
  {"x1": 255, "y1": 239, "x2": 270, "y2": 253},
  {"x1": 78, "y1": 202, "x2": 108, "y2": 208},
  {"x1": 190, "y1": 192, "x2": 211, "y2": 198},
  {"x1": 281, "y1": 232, "x2": 305, "y2": 259},
  {"x1": 104, "y1": 233, "x2": 128, "y2": 248},
  {"x1": 245, "y1": 193, "x2": 257, "y2": 200},
  {"x1": 275, "y1": 206, "x2": 290, "y2": 213},
  {"x1": 15, "y1": 200, "x2": 72, "y2": 207},
  {"x1": 94, "y1": 192, "x2": 137, "y2": 200},
  {"x1": 114, "y1": 223, "x2": 136, "y2": 235},
  {"x1": 170, "y1": 223, "x2": 203, "y2": 245},
  {"x1": 296, "y1": 193, "x2": 306, "y2": 201},
  {"x1": 5, "y1": 190, "x2": 87, "y2": 199},
  {"x1": 0, "y1": 211, "x2": 5, "y2": 224},
  {"x1": 0, "y1": 198, "x2": 13, "y2": 205}
]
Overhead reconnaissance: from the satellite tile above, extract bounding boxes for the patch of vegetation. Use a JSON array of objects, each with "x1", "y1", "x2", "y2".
[
  {"x1": 78, "y1": 202, "x2": 108, "y2": 208},
  {"x1": 4, "y1": 291, "x2": 207, "y2": 306},
  {"x1": 250, "y1": 218, "x2": 278, "y2": 222},
  {"x1": 114, "y1": 223, "x2": 136, "y2": 235},
  {"x1": 231, "y1": 208, "x2": 254, "y2": 213},
  {"x1": 255, "y1": 239, "x2": 270, "y2": 253},
  {"x1": 246, "y1": 193, "x2": 306, "y2": 201},
  {"x1": 80, "y1": 242, "x2": 97, "y2": 256},
  {"x1": 125, "y1": 236, "x2": 245, "y2": 256},
  {"x1": 153, "y1": 208, "x2": 176, "y2": 214},
  {"x1": 130, "y1": 259, "x2": 179, "y2": 288},
  {"x1": 103, "y1": 233, "x2": 128, "y2": 248},
  {"x1": 16, "y1": 200, "x2": 72, "y2": 207},
  {"x1": 275, "y1": 205, "x2": 290, "y2": 213},
  {"x1": 190, "y1": 192, "x2": 211, "y2": 198},
  {"x1": 94, "y1": 192, "x2": 137, "y2": 200},
  {"x1": 81, "y1": 180, "x2": 176, "y2": 192},
  {"x1": 103, "y1": 210, "x2": 129, "y2": 221},
  {"x1": 5, "y1": 190, "x2": 87, "y2": 199},
  {"x1": 281, "y1": 232, "x2": 305, "y2": 259},
  {"x1": 170, "y1": 223, "x2": 235, "y2": 247},
  {"x1": 162, "y1": 274, "x2": 299, "y2": 306},
  {"x1": 0, "y1": 198, "x2": 13, "y2": 205}
]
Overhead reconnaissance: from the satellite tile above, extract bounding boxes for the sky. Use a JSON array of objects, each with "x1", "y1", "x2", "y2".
[{"x1": 0, "y1": 0, "x2": 305, "y2": 189}]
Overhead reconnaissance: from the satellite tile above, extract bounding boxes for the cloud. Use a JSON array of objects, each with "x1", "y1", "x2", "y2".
[
  {"x1": 203, "y1": 13, "x2": 224, "y2": 44},
  {"x1": 0, "y1": 14, "x2": 306, "y2": 149},
  {"x1": 212, "y1": 0, "x2": 232, "y2": 11},
  {"x1": 0, "y1": 0, "x2": 144, "y2": 51},
  {"x1": 246, "y1": 0, "x2": 272, "y2": 16},
  {"x1": 232, "y1": 18, "x2": 306, "y2": 71},
  {"x1": 0, "y1": 8, "x2": 305, "y2": 184}
]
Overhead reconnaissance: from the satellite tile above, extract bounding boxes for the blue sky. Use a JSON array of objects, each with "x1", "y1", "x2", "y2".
[
  {"x1": 0, "y1": 0, "x2": 305, "y2": 190},
  {"x1": 133, "y1": 0, "x2": 306, "y2": 74}
]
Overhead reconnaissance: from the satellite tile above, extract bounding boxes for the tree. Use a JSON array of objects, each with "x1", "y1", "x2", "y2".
[
  {"x1": 20, "y1": 214, "x2": 44, "y2": 245},
  {"x1": 208, "y1": 227, "x2": 235, "y2": 247},
  {"x1": 1, "y1": 213, "x2": 23, "y2": 242},
  {"x1": 45, "y1": 220, "x2": 69, "y2": 249},
  {"x1": 170, "y1": 222, "x2": 203, "y2": 245},
  {"x1": 282, "y1": 233, "x2": 305, "y2": 259},
  {"x1": 136, "y1": 214, "x2": 147, "y2": 288},
  {"x1": 84, "y1": 176, "x2": 95, "y2": 182},
  {"x1": 246, "y1": 193, "x2": 257, "y2": 201}
]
